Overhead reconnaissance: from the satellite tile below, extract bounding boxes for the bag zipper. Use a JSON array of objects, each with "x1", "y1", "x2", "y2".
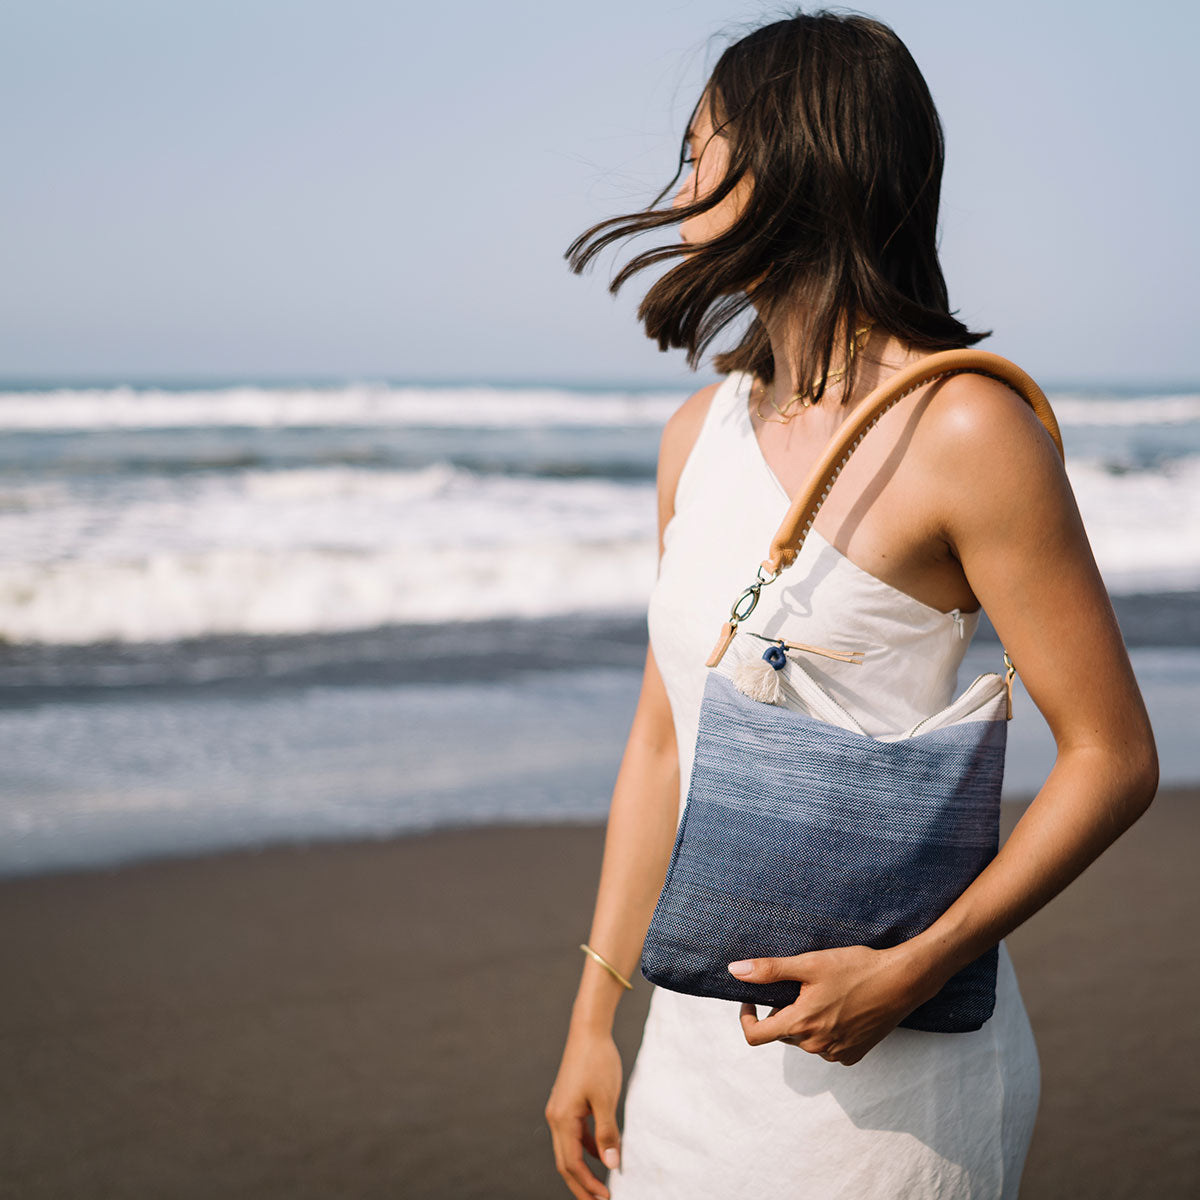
[
  {"x1": 725, "y1": 627, "x2": 1001, "y2": 740},
  {"x1": 769, "y1": 652, "x2": 870, "y2": 734},
  {"x1": 903, "y1": 672, "x2": 1003, "y2": 738}
]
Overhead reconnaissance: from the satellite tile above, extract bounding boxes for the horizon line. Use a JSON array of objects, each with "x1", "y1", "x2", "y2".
[{"x1": 0, "y1": 372, "x2": 1196, "y2": 395}]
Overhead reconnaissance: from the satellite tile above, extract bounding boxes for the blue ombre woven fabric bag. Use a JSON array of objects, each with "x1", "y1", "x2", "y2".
[{"x1": 639, "y1": 351, "x2": 1065, "y2": 1033}]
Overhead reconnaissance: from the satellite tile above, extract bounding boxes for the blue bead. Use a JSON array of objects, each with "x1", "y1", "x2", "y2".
[{"x1": 762, "y1": 644, "x2": 787, "y2": 670}]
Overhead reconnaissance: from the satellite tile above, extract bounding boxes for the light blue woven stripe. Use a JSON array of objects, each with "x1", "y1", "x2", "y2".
[{"x1": 693, "y1": 671, "x2": 1007, "y2": 846}]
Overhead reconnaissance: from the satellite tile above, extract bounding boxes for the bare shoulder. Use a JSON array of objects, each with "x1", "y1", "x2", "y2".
[
  {"x1": 909, "y1": 368, "x2": 1070, "y2": 553},
  {"x1": 903, "y1": 368, "x2": 1154, "y2": 769},
  {"x1": 909, "y1": 371, "x2": 1060, "y2": 526},
  {"x1": 914, "y1": 370, "x2": 1061, "y2": 467},
  {"x1": 655, "y1": 378, "x2": 724, "y2": 554},
  {"x1": 660, "y1": 379, "x2": 722, "y2": 459}
]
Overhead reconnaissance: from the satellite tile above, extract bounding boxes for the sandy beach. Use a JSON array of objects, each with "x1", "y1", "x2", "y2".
[{"x1": 1, "y1": 788, "x2": 1196, "y2": 1200}]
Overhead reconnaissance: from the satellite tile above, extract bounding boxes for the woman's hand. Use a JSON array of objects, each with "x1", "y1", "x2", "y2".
[
  {"x1": 545, "y1": 1027, "x2": 624, "y2": 1200},
  {"x1": 728, "y1": 944, "x2": 933, "y2": 1065}
]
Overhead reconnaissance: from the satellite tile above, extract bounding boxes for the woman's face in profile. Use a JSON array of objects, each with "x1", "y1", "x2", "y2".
[{"x1": 674, "y1": 92, "x2": 751, "y2": 247}]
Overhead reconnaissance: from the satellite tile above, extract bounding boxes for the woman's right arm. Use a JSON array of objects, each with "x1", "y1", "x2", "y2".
[{"x1": 544, "y1": 382, "x2": 720, "y2": 1200}]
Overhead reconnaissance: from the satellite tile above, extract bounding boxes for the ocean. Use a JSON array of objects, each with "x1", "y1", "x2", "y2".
[{"x1": 1, "y1": 378, "x2": 1197, "y2": 877}]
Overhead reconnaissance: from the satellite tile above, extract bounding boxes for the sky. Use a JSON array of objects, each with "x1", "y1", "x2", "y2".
[{"x1": 1, "y1": 0, "x2": 1196, "y2": 388}]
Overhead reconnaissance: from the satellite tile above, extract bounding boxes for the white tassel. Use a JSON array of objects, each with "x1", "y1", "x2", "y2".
[{"x1": 732, "y1": 655, "x2": 786, "y2": 705}]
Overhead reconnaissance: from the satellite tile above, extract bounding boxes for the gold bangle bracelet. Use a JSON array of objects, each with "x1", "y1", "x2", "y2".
[{"x1": 579, "y1": 942, "x2": 633, "y2": 990}]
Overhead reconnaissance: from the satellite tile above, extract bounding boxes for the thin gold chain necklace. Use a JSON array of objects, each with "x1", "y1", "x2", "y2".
[{"x1": 752, "y1": 322, "x2": 875, "y2": 424}]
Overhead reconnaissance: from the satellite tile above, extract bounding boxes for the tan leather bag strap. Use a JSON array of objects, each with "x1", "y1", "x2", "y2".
[{"x1": 705, "y1": 349, "x2": 1065, "y2": 674}]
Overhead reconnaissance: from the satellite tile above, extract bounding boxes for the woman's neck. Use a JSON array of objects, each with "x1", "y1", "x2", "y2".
[{"x1": 757, "y1": 314, "x2": 929, "y2": 413}]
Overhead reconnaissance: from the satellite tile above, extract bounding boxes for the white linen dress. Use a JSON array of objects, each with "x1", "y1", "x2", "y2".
[{"x1": 609, "y1": 370, "x2": 1041, "y2": 1199}]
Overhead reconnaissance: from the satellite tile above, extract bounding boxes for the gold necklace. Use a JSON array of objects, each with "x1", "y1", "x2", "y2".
[{"x1": 753, "y1": 322, "x2": 875, "y2": 424}]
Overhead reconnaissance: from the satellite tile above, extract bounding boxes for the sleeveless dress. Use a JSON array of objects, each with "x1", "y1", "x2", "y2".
[{"x1": 609, "y1": 370, "x2": 1041, "y2": 1199}]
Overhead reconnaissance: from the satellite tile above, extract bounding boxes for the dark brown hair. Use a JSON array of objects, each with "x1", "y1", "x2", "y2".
[{"x1": 563, "y1": 6, "x2": 989, "y2": 404}]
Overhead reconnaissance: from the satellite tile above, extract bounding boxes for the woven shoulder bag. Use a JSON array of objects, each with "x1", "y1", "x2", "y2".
[{"x1": 639, "y1": 349, "x2": 1065, "y2": 1032}]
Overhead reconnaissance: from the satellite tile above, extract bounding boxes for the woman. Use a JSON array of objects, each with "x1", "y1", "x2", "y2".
[{"x1": 544, "y1": 9, "x2": 1158, "y2": 1199}]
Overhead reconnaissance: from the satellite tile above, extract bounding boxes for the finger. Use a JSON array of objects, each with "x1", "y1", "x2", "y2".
[
  {"x1": 727, "y1": 956, "x2": 763, "y2": 979},
  {"x1": 568, "y1": 1115, "x2": 609, "y2": 1198},
  {"x1": 729, "y1": 952, "x2": 820, "y2": 983},
  {"x1": 741, "y1": 1002, "x2": 809, "y2": 1044},
  {"x1": 728, "y1": 956, "x2": 785, "y2": 982},
  {"x1": 566, "y1": 1154, "x2": 609, "y2": 1200},
  {"x1": 738, "y1": 1003, "x2": 798, "y2": 1046},
  {"x1": 564, "y1": 1162, "x2": 605, "y2": 1200},
  {"x1": 819, "y1": 1039, "x2": 854, "y2": 1063},
  {"x1": 550, "y1": 1128, "x2": 604, "y2": 1200},
  {"x1": 593, "y1": 1108, "x2": 622, "y2": 1174},
  {"x1": 579, "y1": 1121, "x2": 600, "y2": 1160}
]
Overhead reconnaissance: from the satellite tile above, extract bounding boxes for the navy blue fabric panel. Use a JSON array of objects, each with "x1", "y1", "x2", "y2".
[{"x1": 641, "y1": 671, "x2": 1006, "y2": 1032}]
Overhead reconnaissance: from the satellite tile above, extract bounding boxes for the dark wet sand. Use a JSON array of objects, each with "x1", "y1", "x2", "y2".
[{"x1": 1, "y1": 789, "x2": 1196, "y2": 1199}]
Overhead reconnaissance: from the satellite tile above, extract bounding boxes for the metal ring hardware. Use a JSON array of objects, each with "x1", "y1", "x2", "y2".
[{"x1": 730, "y1": 584, "x2": 762, "y2": 622}]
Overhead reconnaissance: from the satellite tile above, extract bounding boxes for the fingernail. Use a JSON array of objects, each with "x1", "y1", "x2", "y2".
[
  {"x1": 728, "y1": 960, "x2": 752, "y2": 976},
  {"x1": 603, "y1": 1147, "x2": 620, "y2": 1169}
]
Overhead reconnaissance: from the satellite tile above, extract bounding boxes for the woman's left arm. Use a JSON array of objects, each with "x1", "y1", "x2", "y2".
[
  {"x1": 896, "y1": 372, "x2": 1160, "y2": 993},
  {"x1": 732, "y1": 373, "x2": 1160, "y2": 1062}
]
